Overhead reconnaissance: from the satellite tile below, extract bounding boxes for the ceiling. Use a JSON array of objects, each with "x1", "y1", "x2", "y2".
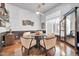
[{"x1": 9, "y1": 3, "x2": 61, "y2": 13}]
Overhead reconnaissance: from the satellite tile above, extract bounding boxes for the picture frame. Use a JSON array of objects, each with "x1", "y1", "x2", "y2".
[{"x1": 22, "y1": 20, "x2": 34, "y2": 26}]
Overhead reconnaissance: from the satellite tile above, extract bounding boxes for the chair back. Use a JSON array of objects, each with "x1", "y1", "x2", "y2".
[
  {"x1": 23, "y1": 32, "x2": 31, "y2": 38},
  {"x1": 44, "y1": 33, "x2": 57, "y2": 49},
  {"x1": 47, "y1": 33, "x2": 55, "y2": 38},
  {"x1": 20, "y1": 32, "x2": 32, "y2": 49}
]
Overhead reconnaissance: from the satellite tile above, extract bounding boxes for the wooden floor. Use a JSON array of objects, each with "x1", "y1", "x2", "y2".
[
  {"x1": 0, "y1": 39, "x2": 76, "y2": 56},
  {"x1": 60, "y1": 37, "x2": 75, "y2": 46},
  {"x1": 66, "y1": 37, "x2": 75, "y2": 46},
  {"x1": 0, "y1": 40, "x2": 55, "y2": 56}
]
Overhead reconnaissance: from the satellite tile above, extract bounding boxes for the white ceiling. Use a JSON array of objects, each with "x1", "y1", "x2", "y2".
[{"x1": 9, "y1": 3, "x2": 61, "y2": 13}]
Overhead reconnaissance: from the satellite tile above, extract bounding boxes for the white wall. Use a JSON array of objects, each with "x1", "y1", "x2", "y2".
[
  {"x1": 0, "y1": 27, "x2": 7, "y2": 33},
  {"x1": 5, "y1": 4, "x2": 41, "y2": 31},
  {"x1": 46, "y1": 10, "x2": 61, "y2": 35}
]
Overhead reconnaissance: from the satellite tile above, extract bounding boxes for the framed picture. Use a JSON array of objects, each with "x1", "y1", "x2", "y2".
[{"x1": 22, "y1": 20, "x2": 34, "y2": 26}]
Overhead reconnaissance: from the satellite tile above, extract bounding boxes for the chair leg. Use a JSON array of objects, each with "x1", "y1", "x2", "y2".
[
  {"x1": 21, "y1": 46, "x2": 23, "y2": 52},
  {"x1": 53, "y1": 46, "x2": 56, "y2": 55},
  {"x1": 28, "y1": 49, "x2": 29, "y2": 55},
  {"x1": 46, "y1": 51, "x2": 47, "y2": 56},
  {"x1": 44, "y1": 48, "x2": 47, "y2": 56},
  {"x1": 21, "y1": 46, "x2": 25, "y2": 56}
]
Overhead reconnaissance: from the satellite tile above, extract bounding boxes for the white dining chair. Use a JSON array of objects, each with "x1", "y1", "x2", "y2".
[
  {"x1": 20, "y1": 32, "x2": 36, "y2": 55},
  {"x1": 40, "y1": 33, "x2": 57, "y2": 55}
]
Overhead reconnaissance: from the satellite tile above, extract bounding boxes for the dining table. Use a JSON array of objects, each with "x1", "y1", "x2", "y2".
[{"x1": 31, "y1": 34, "x2": 46, "y2": 48}]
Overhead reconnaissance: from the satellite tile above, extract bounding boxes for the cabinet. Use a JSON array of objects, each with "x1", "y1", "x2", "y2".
[
  {"x1": 0, "y1": 35, "x2": 2, "y2": 51},
  {"x1": 5, "y1": 33, "x2": 16, "y2": 46},
  {"x1": 0, "y1": 33, "x2": 5, "y2": 52}
]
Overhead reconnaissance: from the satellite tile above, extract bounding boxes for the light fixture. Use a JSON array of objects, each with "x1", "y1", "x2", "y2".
[
  {"x1": 36, "y1": 11, "x2": 40, "y2": 15},
  {"x1": 35, "y1": 3, "x2": 45, "y2": 15}
]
